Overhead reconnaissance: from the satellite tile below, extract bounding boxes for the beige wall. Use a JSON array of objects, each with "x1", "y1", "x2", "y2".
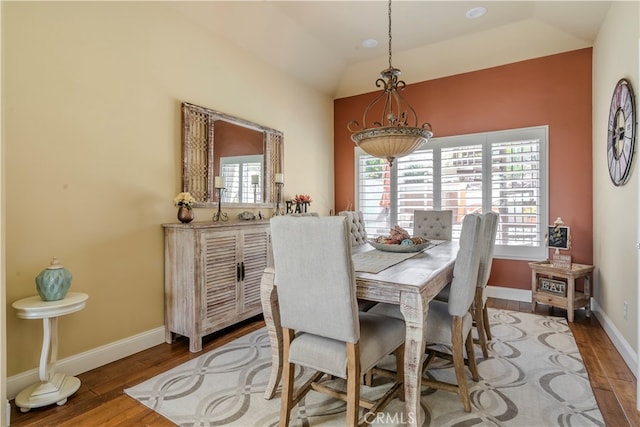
[
  {"x1": 592, "y1": 1, "x2": 640, "y2": 352},
  {"x1": 3, "y1": 2, "x2": 333, "y2": 376}
]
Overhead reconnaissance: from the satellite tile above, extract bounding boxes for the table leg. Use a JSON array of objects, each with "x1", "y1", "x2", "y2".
[
  {"x1": 40, "y1": 317, "x2": 56, "y2": 382},
  {"x1": 567, "y1": 278, "x2": 576, "y2": 322},
  {"x1": 15, "y1": 316, "x2": 81, "y2": 412},
  {"x1": 399, "y1": 291, "x2": 429, "y2": 427},
  {"x1": 530, "y1": 269, "x2": 537, "y2": 312},
  {"x1": 260, "y1": 268, "x2": 283, "y2": 400}
]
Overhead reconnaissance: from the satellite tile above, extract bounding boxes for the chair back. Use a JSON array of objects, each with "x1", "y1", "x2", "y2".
[
  {"x1": 477, "y1": 212, "x2": 498, "y2": 289},
  {"x1": 270, "y1": 216, "x2": 360, "y2": 343},
  {"x1": 413, "y1": 210, "x2": 453, "y2": 240},
  {"x1": 448, "y1": 214, "x2": 482, "y2": 317},
  {"x1": 338, "y1": 211, "x2": 368, "y2": 246}
]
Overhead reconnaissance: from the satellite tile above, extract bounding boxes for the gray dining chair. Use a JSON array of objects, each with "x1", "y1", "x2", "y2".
[
  {"x1": 339, "y1": 210, "x2": 378, "y2": 313},
  {"x1": 434, "y1": 211, "x2": 498, "y2": 358},
  {"x1": 338, "y1": 210, "x2": 368, "y2": 246},
  {"x1": 472, "y1": 212, "x2": 498, "y2": 358},
  {"x1": 370, "y1": 213, "x2": 482, "y2": 412},
  {"x1": 270, "y1": 216, "x2": 406, "y2": 427},
  {"x1": 413, "y1": 209, "x2": 453, "y2": 241}
]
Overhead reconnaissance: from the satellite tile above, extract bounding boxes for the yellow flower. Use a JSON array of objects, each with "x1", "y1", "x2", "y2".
[{"x1": 174, "y1": 192, "x2": 196, "y2": 208}]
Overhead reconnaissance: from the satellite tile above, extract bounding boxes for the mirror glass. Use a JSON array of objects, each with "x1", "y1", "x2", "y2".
[{"x1": 182, "y1": 102, "x2": 284, "y2": 209}]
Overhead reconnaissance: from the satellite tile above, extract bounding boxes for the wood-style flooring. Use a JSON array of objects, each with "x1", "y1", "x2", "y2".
[{"x1": 9, "y1": 298, "x2": 639, "y2": 426}]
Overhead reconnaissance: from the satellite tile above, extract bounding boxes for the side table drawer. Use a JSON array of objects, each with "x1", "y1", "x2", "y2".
[{"x1": 533, "y1": 292, "x2": 568, "y2": 309}]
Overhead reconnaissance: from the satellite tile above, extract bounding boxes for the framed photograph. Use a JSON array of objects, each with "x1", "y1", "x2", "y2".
[
  {"x1": 538, "y1": 277, "x2": 567, "y2": 296},
  {"x1": 547, "y1": 225, "x2": 570, "y2": 250}
]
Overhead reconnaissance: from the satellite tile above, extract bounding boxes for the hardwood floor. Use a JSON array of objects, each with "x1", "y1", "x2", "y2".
[{"x1": 9, "y1": 298, "x2": 639, "y2": 426}]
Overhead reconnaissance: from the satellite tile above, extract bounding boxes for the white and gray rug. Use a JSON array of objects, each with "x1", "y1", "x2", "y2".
[{"x1": 125, "y1": 309, "x2": 604, "y2": 426}]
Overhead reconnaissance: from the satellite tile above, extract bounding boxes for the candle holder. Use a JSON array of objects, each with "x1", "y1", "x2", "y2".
[
  {"x1": 274, "y1": 182, "x2": 284, "y2": 216},
  {"x1": 212, "y1": 187, "x2": 228, "y2": 222}
]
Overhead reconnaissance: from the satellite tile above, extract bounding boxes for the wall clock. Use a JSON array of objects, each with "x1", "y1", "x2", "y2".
[{"x1": 607, "y1": 78, "x2": 636, "y2": 186}]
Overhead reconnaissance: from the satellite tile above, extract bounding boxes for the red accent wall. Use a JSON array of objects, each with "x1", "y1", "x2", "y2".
[{"x1": 334, "y1": 48, "x2": 593, "y2": 290}]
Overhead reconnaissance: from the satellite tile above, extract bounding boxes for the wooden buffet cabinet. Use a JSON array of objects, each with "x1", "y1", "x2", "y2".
[{"x1": 163, "y1": 220, "x2": 272, "y2": 352}]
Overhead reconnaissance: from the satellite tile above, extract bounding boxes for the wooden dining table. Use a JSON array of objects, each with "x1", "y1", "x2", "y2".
[{"x1": 260, "y1": 240, "x2": 459, "y2": 427}]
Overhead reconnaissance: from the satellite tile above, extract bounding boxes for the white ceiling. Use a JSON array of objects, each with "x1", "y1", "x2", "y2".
[{"x1": 167, "y1": 1, "x2": 612, "y2": 97}]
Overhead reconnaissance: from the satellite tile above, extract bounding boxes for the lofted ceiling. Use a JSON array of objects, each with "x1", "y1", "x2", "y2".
[{"x1": 167, "y1": 1, "x2": 612, "y2": 98}]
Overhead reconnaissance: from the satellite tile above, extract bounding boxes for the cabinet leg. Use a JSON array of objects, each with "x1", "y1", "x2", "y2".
[
  {"x1": 165, "y1": 329, "x2": 174, "y2": 345},
  {"x1": 189, "y1": 336, "x2": 202, "y2": 353}
]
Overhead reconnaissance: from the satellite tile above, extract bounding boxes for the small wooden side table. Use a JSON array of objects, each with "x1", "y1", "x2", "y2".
[
  {"x1": 529, "y1": 261, "x2": 594, "y2": 322},
  {"x1": 12, "y1": 292, "x2": 89, "y2": 412}
]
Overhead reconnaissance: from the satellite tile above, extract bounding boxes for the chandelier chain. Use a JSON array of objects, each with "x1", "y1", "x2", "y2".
[
  {"x1": 347, "y1": 0, "x2": 432, "y2": 166},
  {"x1": 387, "y1": 0, "x2": 393, "y2": 69}
]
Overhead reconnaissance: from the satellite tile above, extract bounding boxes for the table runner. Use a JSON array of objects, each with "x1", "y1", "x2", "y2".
[
  {"x1": 352, "y1": 240, "x2": 445, "y2": 274},
  {"x1": 352, "y1": 250, "x2": 418, "y2": 274}
]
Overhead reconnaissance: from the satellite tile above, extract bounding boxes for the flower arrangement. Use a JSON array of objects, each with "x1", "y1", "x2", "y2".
[
  {"x1": 174, "y1": 192, "x2": 196, "y2": 209},
  {"x1": 293, "y1": 194, "x2": 312, "y2": 204}
]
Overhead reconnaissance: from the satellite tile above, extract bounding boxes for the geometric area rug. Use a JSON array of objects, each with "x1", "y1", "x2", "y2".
[{"x1": 125, "y1": 309, "x2": 604, "y2": 426}]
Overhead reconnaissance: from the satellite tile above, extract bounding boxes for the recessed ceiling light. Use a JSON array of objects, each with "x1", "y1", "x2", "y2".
[
  {"x1": 466, "y1": 6, "x2": 487, "y2": 19},
  {"x1": 361, "y1": 38, "x2": 378, "y2": 48}
]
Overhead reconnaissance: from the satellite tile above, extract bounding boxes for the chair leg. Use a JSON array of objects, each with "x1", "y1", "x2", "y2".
[
  {"x1": 474, "y1": 289, "x2": 489, "y2": 359},
  {"x1": 362, "y1": 370, "x2": 373, "y2": 386},
  {"x1": 483, "y1": 304, "x2": 492, "y2": 341},
  {"x1": 346, "y1": 342, "x2": 360, "y2": 427},
  {"x1": 465, "y1": 333, "x2": 479, "y2": 382},
  {"x1": 394, "y1": 345, "x2": 405, "y2": 402},
  {"x1": 452, "y1": 317, "x2": 472, "y2": 412},
  {"x1": 279, "y1": 328, "x2": 295, "y2": 427}
]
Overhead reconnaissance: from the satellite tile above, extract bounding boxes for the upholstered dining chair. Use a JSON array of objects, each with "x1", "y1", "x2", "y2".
[
  {"x1": 338, "y1": 210, "x2": 378, "y2": 313},
  {"x1": 339, "y1": 210, "x2": 368, "y2": 246},
  {"x1": 370, "y1": 213, "x2": 482, "y2": 412},
  {"x1": 270, "y1": 216, "x2": 406, "y2": 427},
  {"x1": 413, "y1": 210, "x2": 453, "y2": 240},
  {"x1": 471, "y1": 212, "x2": 498, "y2": 358},
  {"x1": 434, "y1": 211, "x2": 499, "y2": 359}
]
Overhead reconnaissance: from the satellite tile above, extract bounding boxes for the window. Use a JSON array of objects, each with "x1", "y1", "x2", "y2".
[
  {"x1": 220, "y1": 155, "x2": 263, "y2": 204},
  {"x1": 355, "y1": 126, "x2": 548, "y2": 260}
]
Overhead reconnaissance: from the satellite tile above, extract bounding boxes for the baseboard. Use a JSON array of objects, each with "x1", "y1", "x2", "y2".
[
  {"x1": 591, "y1": 299, "x2": 638, "y2": 377},
  {"x1": 6, "y1": 326, "x2": 165, "y2": 400},
  {"x1": 486, "y1": 285, "x2": 531, "y2": 302},
  {"x1": 487, "y1": 285, "x2": 638, "y2": 378}
]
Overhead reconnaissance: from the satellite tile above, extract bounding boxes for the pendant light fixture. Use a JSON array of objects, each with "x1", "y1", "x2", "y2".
[{"x1": 348, "y1": 0, "x2": 432, "y2": 166}]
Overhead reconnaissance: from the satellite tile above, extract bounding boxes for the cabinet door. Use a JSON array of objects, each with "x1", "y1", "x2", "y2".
[
  {"x1": 240, "y1": 227, "x2": 270, "y2": 313},
  {"x1": 201, "y1": 230, "x2": 240, "y2": 330}
]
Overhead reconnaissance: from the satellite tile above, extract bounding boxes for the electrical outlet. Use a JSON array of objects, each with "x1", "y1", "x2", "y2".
[{"x1": 624, "y1": 301, "x2": 629, "y2": 320}]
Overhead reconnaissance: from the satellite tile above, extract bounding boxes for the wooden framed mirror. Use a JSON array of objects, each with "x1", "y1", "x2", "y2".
[{"x1": 181, "y1": 102, "x2": 284, "y2": 209}]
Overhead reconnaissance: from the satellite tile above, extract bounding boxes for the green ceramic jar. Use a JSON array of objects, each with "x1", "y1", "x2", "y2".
[{"x1": 35, "y1": 257, "x2": 72, "y2": 301}]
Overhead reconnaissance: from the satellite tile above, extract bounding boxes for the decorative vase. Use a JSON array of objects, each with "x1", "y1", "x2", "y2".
[
  {"x1": 177, "y1": 206, "x2": 194, "y2": 223},
  {"x1": 35, "y1": 257, "x2": 72, "y2": 301}
]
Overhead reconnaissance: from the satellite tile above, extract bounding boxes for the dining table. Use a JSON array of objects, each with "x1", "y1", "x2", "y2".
[{"x1": 260, "y1": 239, "x2": 459, "y2": 427}]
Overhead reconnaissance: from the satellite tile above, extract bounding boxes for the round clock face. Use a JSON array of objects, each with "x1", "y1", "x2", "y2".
[{"x1": 607, "y1": 79, "x2": 636, "y2": 186}]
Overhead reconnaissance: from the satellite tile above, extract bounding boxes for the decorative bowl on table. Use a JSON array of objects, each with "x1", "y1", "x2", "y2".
[
  {"x1": 368, "y1": 225, "x2": 430, "y2": 252},
  {"x1": 369, "y1": 240, "x2": 430, "y2": 253}
]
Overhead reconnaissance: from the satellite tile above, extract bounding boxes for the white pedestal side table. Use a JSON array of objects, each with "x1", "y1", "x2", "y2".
[{"x1": 12, "y1": 292, "x2": 89, "y2": 412}]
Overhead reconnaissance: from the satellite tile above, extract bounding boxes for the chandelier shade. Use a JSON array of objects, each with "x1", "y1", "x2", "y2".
[
  {"x1": 351, "y1": 126, "x2": 432, "y2": 165},
  {"x1": 348, "y1": 0, "x2": 432, "y2": 166}
]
